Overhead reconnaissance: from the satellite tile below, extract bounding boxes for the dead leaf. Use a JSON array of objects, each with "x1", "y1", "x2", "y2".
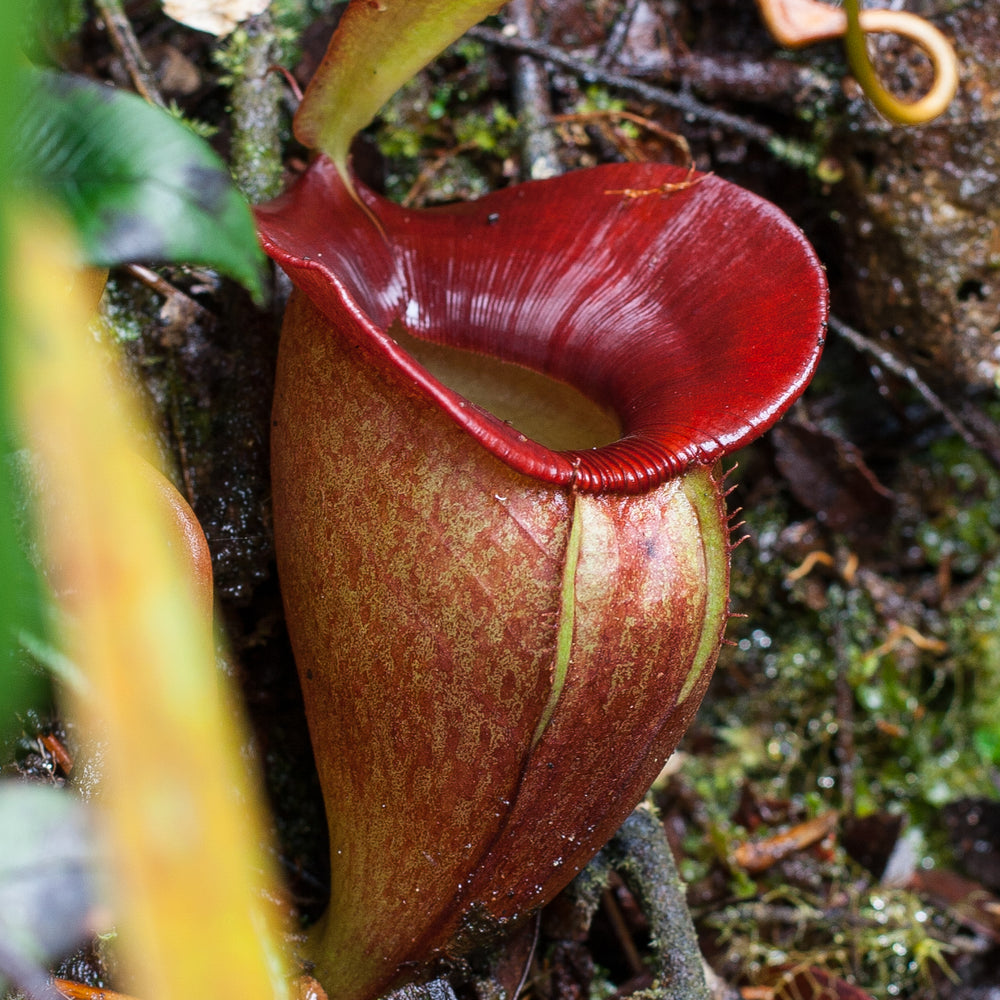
[
  {"x1": 733, "y1": 811, "x2": 839, "y2": 875},
  {"x1": 774, "y1": 965, "x2": 877, "y2": 1000},
  {"x1": 771, "y1": 419, "x2": 894, "y2": 543},
  {"x1": 909, "y1": 867, "x2": 1000, "y2": 943}
]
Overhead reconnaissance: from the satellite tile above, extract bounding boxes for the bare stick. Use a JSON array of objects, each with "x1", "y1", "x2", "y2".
[
  {"x1": 607, "y1": 803, "x2": 711, "y2": 1000},
  {"x1": 598, "y1": 0, "x2": 644, "y2": 68},
  {"x1": 827, "y1": 315, "x2": 986, "y2": 457},
  {"x1": 466, "y1": 24, "x2": 776, "y2": 149},
  {"x1": 93, "y1": 0, "x2": 166, "y2": 107},
  {"x1": 507, "y1": 0, "x2": 562, "y2": 180},
  {"x1": 227, "y1": 12, "x2": 286, "y2": 203}
]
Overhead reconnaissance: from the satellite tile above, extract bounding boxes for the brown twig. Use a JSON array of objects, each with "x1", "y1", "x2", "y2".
[
  {"x1": 92, "y1": 0, "x2": 166, "y2": 107},
  {"x1": 828, "y1": 315, "x2": 994, "y2": 464},
  {"x1": 598, "y1": 0, "x2": 644, "y2": 68},
  {"x1": 507, "y1": 0, "x2": 561, "y2": 180},
  {"x1": 125, "y1": 264, "x2": 211, "y2": 319},
  {"x1": 731, "y1": 810, "x2": 839, "y2": 875},
  {"x1": 865, "y1": 623, "x2": 948, "y2": 659},
  {"x1": 668, "y1": 52, "x2": 834, "y2": 107},
  {"x1": 602, "y1": 886, "x2": 647, "y2": 978},
  {"x1": 550, "y1": 109, "x2": 693, "y2": 165},
  {"x1": 607, "y1": 803, "x2": 711, "y2": 1000},
  {"x1": 268, "y1": 63, "x2": 304, "y2": 105},
  {"x1": 466, "y1": 24, "x2": 777, "y2": 150},
  {"x1": 401, "y1": 140, "x2": 480, "y2": 207}
]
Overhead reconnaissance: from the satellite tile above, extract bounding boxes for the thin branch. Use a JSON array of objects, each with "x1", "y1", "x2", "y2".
[
  {"x1": 598, "y1": 0, "x2": 644, "y2": 68},
  {"x1": 511, "y1": 909, "x2": 542, "y2": 1000},
  {"x1": 227, "y1": 12, "x2": 287, "y2": 203},
  {"x1": 466, "y1": 24, "x2": 777, "y2": 149},
  {"x1": 93, "y1": 0, "x2": 166, "y2": 107},
  {"x1": 601, "y1": 886, "x2": 647, "y2": 977},
  {"x1": 125, "y1": 264, "x2": 213, "y2": 321},
  {"x1": 507, "y1": 0, "x2": 561, "y2": 180},
  {"x1": 607, "y1": 803, "x2": 711, "y2": 1000},
  {"x1": 827, "y1": 315, "x2": 987, "y2": 457},
  {"x1": 550, "y1": 109, "x2": 693, "y2": 164},
  {"x1": 402, "y1": 140, "x2": 480, "y2": 206}
]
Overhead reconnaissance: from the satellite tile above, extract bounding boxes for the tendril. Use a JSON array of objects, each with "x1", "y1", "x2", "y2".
[{"x1": 756, "y1": 0, "x2": 959, "y2": 125}]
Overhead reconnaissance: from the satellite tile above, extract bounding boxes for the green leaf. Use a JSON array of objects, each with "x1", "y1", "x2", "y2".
[
  {"x1": 0, "y1": 450, "x2": 50, "y2": 748},
  {"x1": 295, "y1": 0, "x2": 508, "y2": 170},
  {"x1": 1, "y1": 4, "x2": 50, "y2": 747},
  {"x1": 15, "y1": 70, "x2": 265, "y2": 302}
]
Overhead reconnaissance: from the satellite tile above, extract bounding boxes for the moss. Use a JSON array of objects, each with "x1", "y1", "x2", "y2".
[
  {"x1": 99, "y1": 275, "x2": 157, "y2": 346},
  {"x1": 952, "y1": 564, "x2": 1000, "y2": 768},
  {"x1": 706, "y1": 875, "x2": 957, "y2": 994},
  {"x1": 163, "y1": 100, "x2": 218, "y2": 140},
  {"x1": 707, "y1": 418, "x2": 1000, "y2": 818},
  {"x1": 213, "y1": 0, "x2": 309, "y2": 79},
  {"x1": 913, "y1": 439, "x2": 1000, "y2": 575},
  {"x1": 215, "y1": 14, "x2": 290, "y2": 203},
  {"x1": 765, "y1": 134, "x2": 822, "y2": 174},
  {"x1": 372, "y1": 41, "x2": 519, "y2": 204},
  {"x1": 666, "y1": 415, "x2": 1000, "y2": 991},
  {"x1": 454, "y1": 103, "x2": 518, "y2": 152}
]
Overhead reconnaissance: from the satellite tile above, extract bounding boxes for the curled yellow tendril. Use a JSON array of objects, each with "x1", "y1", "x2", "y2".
[{"x1": 756, "y1": 0, "x2": 959, "y2": 125}]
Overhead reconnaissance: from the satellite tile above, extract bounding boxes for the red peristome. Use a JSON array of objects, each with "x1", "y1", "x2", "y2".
[{"x1": 256, "y1": 156, "x2": 828, "y2": 491}]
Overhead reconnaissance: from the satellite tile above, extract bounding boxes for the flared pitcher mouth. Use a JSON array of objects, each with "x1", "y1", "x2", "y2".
[{"x1": 256, "y1": 156, "x2": 828, "y2": 493}]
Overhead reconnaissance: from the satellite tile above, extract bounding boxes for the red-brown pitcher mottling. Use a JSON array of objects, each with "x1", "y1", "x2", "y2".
[{"x1": 256, "y1": 156, "x2": 827, "y2": 1000}]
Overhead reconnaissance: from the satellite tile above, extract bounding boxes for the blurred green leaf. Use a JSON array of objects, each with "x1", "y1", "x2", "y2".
[
  {"x1": 15, "y1": 69, "x2": 265, "y2": 302},
  {"x1": 1, "y1": 2, "x2": 50, "y2": 746},
  {"x1": 0, "y1": 450, "x2": 50, "y2": 747},
  {"x1": 21, "y1": 0, "x2": 89, "y2": 65}
]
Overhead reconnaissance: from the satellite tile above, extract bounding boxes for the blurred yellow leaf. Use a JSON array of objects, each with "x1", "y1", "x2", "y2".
[{"x1": 5, "y1": 204, "x2": 286, "y2": 1000}]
